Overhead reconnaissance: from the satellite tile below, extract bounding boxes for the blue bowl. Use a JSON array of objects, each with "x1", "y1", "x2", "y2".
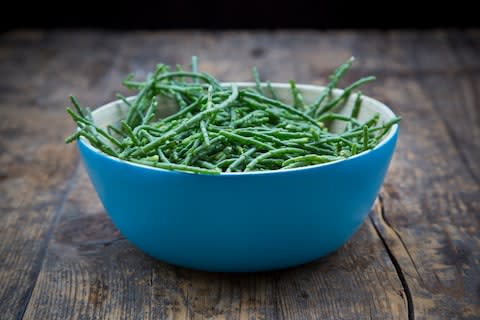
[{"x1": 77, "y1": 83, "x2": 399, "y2": 272}]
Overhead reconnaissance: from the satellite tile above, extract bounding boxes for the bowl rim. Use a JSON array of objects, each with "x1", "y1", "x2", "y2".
[{"x1": 77, "y1": 82, "x2": 399, "y2": 176}]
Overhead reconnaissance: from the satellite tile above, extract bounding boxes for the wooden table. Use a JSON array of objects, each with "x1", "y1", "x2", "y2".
[{"x1": 1, "y1": 30, "x2": 479, "y2": 320}]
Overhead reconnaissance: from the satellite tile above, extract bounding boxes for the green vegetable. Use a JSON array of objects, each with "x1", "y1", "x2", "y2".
[{"x1": 65, "y1": 57, "x2": 400, "y2": 174}]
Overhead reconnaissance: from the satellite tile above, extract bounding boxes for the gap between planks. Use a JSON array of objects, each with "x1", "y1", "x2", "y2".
[{"x1": 370, "y1": 196, "x2": 415, "y2": 320}]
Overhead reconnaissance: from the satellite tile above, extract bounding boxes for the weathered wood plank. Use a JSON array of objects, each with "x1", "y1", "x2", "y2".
[
  {"x1": 432, "y1": 31, "x2": 480, "y2": 184},
  {"x1": 0, "y1": 31, "x2": 122, "y2": 319},
  {"x1": 19, "y1": 31, "x2": 409, "y2": 320},
  {"x1": 0, "y1": 108, "x2": 78, "y2": 320},
  {"x1": 367, "y1": 30, "x2": 480, "y2": 319},
  {"x1": 22, "y1": 167, "x2": 153, "y2": 320},
  {"x1": 0, "y1": 32, "x2": 79, "y2": 320}
]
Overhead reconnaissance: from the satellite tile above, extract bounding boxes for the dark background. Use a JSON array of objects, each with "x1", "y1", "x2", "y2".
[{"x1": 1, "y1": 1, "x2": 478, "y2": 30}]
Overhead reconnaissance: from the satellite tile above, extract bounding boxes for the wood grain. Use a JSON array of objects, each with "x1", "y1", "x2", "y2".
[
  {"x1": 0, "y1": 30, "x2": 479, "y2": 320},
  {"x1": 368, "y1": 31, "x2": 480, "y2": 319},
  {"x1": 0, "y1": 31, "x2": 125, "y2": 319},
  {"x1": 0, "y1": 32, "x2": 80, "y2": 320}
]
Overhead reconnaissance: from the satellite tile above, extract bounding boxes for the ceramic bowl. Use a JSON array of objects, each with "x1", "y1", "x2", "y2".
[{"x1": 77, "y1": 83, "x2": 399, "y2": 272}]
